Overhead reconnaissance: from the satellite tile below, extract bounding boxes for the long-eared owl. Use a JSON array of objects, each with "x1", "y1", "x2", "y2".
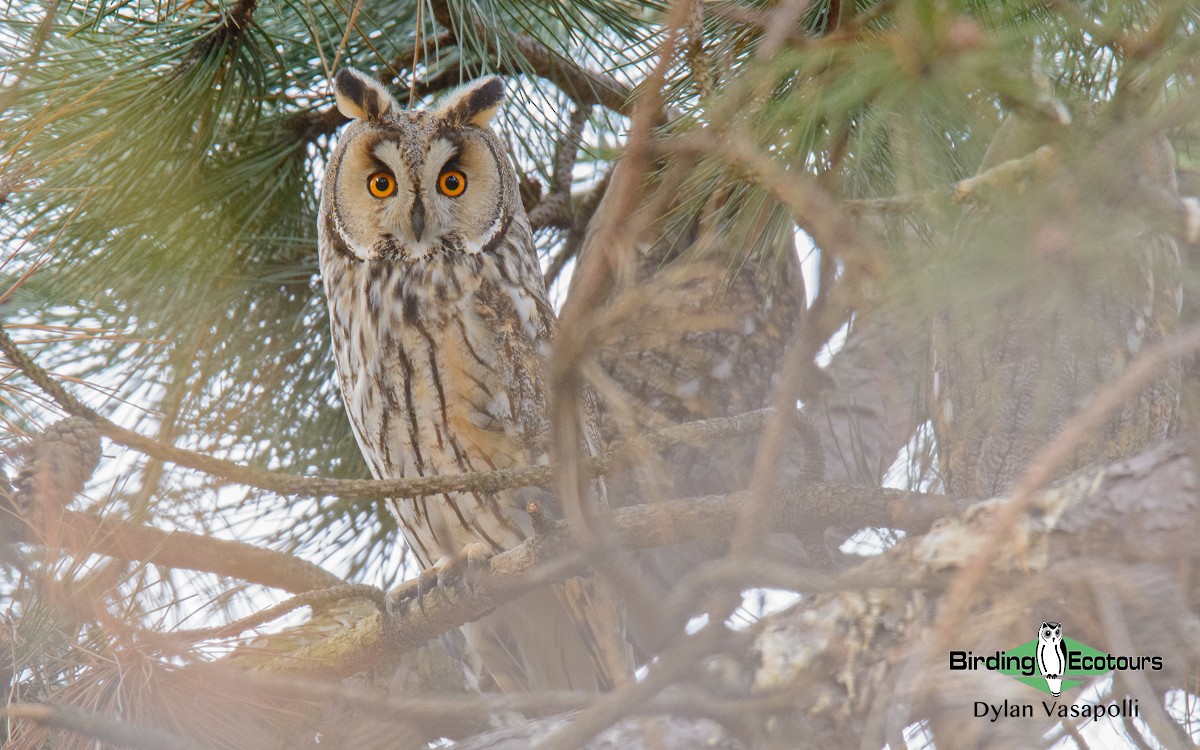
[
  {"x1": 317, "y1": 68, "x2": 630, "y2": 691},
  {"x1": 930, "y1": 114, "x2": 1182, "y2": 499}
]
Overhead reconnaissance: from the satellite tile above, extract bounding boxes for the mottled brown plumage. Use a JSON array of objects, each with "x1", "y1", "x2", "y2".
[
  {"x1": 571, "y1": 169, "x2": 808, "y2": 652},
  {"x1": 318, "y1": 69, "x2": 629, "y2": 692},
  {"x1": 589, "y1": 188, "x2": 807, "y2": 501},
  {"x1": 931, "y1": 116, "x2": 1182, "y2": 498}
]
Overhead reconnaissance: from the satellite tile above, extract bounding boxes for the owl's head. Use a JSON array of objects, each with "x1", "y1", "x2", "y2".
[{"x1": 320, "y1": 68, "x2": 521, "y2": 263}]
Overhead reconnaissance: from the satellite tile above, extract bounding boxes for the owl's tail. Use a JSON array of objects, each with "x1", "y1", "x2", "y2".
[{"x1": 463, "y1": 574, "x2": 632, "y2": 692}]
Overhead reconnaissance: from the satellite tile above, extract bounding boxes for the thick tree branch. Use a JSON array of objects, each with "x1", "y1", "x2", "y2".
[
  {"x1": 740, "y1": 436, "x2": 1200, "y2": 747},
  {"x1": 231, "y1": 430, "x2": 1200, "y2": 747},
  {"x1": 936, "y1": 322, "x2": 1200, "y2": 649}
]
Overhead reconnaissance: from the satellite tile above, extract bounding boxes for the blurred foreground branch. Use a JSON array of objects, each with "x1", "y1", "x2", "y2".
[{"x1": 4, "y1": 703, "x2": 203, "y2": 750}]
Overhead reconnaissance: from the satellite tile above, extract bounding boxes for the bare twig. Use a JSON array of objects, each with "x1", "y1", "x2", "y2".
[
  {"x1": 1093, "y1": 582, "x2": 1193, "y2": 749},
  {"x1": 329, "y1": 0, "x2": 366, "y2": 77},
  {"x1": 408, "y1": 0, "x2": 426, "y2": 108},
  {"x1": 541, "y1": 170, "x2": 611, "y2": 287},
  {"x1": 527, "y1": 105, "x2": 590, "y2": 230},
  {"x1": 387, "y1": 31, "x2": 455, "y2": 84}
]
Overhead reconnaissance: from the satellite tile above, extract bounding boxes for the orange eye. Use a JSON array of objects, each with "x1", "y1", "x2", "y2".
[
  {"x1": 438, "y1": 169, "x2": 467, "y2": 197},
  {"x1": 367, "y1": 171, "x2": 396, "y2": 198}
]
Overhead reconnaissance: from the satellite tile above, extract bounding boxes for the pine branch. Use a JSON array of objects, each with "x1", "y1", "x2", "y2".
[
  {"x1": 843, "y1": 144, "x2": 1060, "y2": 216},
  {"x1": 179, "y1": 0, "x2": 260, "y2": 71},
  {"x1": 429, "y1": 0, "x2": 635, "y2": 116},
  {"x1": 284, "y1": 10, "x2": 636, "y2": 149},
  {"x1": 42, "y1": 509, "x2": 345, "y2": 594},
  {"x1": 660, "y1": 130, "x2": 885, "y2": 274},
  {"x1": 0, "y1": 324, "x2": 809, "y2": 501},
  {"x1": 284, "y1": 67, "x2": 467, "y2": 147},
  {"x1": 842, "y1": 142, "x2": 1200, "y2": 244}
]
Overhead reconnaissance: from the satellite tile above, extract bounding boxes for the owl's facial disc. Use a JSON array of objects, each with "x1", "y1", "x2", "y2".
[{"x1": 344, "y1": 131, "x2": 502, "y2": 261}]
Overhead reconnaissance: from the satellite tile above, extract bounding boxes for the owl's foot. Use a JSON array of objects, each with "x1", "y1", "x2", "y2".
[
  {"x1": 386, "y1": 543, "x2": 494, "y2": 616},
  {"x1": 418, "y1": 543, "x2": 494, "y2": 611}
]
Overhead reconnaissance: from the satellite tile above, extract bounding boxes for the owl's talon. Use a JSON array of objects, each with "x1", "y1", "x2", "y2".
[
  {"x1": 415, "y1": 567, "x2": 441, "y2": 614},
  {"x1": 399, "y1": 546, "x2": 495, "y2": 614},
  {"x1": 384, "y1": 579, "x2": 419, "y2": 617},
  {"x1": 453, "y1": 542, "x2": 494, "y2": 593}
]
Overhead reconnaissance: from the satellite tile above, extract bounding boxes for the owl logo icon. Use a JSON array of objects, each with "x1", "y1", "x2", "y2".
[{"x1": 1036, "y1": 622, "x2": 1067, "y2": 697}]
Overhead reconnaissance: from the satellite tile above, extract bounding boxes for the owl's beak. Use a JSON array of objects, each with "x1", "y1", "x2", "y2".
[{"x1": 411, "y1": 198, "x2": 426, "y2": 242}]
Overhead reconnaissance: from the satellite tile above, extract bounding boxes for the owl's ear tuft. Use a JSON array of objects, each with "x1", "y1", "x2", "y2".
[
  {"x1": 436, "y1": 77, "x2": 505, "y2": 128},
  {"x1": 334, "y1": 68, "x2": 397, "y2": 121}
]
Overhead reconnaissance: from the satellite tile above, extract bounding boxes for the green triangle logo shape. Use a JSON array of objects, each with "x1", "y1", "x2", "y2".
[{"x1": 999, "y1": 637, "x2": 1107, "y2": 695}]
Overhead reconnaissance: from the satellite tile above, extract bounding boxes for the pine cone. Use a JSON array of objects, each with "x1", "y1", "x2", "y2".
[{"x1": 10, "y1": 416, "x2": 102, "y2": 514}]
